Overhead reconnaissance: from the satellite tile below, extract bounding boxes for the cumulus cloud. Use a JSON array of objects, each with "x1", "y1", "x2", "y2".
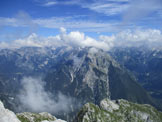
[
  {"x1": 17, "y1": 77, "x2": 75, "y2": 114},
  {"x1": 0, "y1": 27, "x2": 111, "y2": 50},
  {"x1": 99, "y1": 29, "x2": 162, "y2": 48},
  {"x1": 60, "y1": 28, "x2": 110, "y2": 50},
  {"x1": 0, "y1": 28, "x2": 162, "y2": 50}
]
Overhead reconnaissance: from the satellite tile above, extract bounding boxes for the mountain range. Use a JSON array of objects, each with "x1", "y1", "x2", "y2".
[{"x1": 0, "y1": 46, "x2": 161, "y2": 121}]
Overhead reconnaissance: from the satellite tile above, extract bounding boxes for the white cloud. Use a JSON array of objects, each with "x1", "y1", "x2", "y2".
[
  {"x1": 0, "y1": 17, "x2": 17, "y2": 27},
  {"x1": 43, "y1": 1, "x2": 57, "y2": 6},
  {"x1": 122, "y1": 0, "x2": 162, "y2": 23},
  {"x1": 34, "y1": 17, "x2": 120, "y2": 32},
  {"x1": 41, "y1": 0, "x2": 81, "y2": 6},
  {"x1": 0, "y1": 11, "x2": 36, "y2": 28},
  {"x1": 14, "y1": 33, "x2": 42, "y2": 47},
  {"x1": 0, "y1": 11, "x2": 38, "y2": 42},
  {"x1": 61, "y1": 30, "x2": 110, "y2": 50},
  {"x1": 0, "y1": 15, "x2": 120, "y2": 33},
  {"x1": 60, "y1": 27, "x2": 66, "y2": 34},
  {"x1": 80, "y1": 0, "x2": 162, "y2": 19},
  {"x1": 17, "y1": 77, "x2": 75, "y2": 114},
  {"x1": 40, "y1": 0, "x2": 130, "y2": 16},
  {"x1": 0, "y1": 27, "x2": 112, "y2": 50},
  {"x1": 0, "y1": 0, "x2": 161, "y2": 34},
  {"x1": 85, "y1": 2, "x2": 129, "y2": 16},
  {"x1": 1, "y1": 28, "x2": 162, "y2": 50},
  {"x1": 0, "y1": 42, "x2": 11, "y2": 49},
  {"x1": 99, "y1": 29, "x2": 162, "y2": 48}
]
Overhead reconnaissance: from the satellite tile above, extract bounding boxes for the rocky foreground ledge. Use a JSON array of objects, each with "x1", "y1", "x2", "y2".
[
  {"x1": 0, "y1": 100, "x2": 66, "y2": 122},
  {"x1": 1, "y1": 99, "x2": 162, "y2": 122},
  {"x1": 75, "y1": 98, "x2": 162, "y2": 122}
]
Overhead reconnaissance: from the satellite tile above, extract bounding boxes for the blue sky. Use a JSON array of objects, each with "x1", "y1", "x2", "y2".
[{"x1": 0, "y1": 0, "x2": 162, "y2": 42}]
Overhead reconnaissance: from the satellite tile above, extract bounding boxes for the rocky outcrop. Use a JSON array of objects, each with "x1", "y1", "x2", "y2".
[
  {"x1": 75, "y1": 98, "x2": 162, "y2": 122},
  {"x1": 17, "y1": 112, "x2": 67, "y2": 122}
]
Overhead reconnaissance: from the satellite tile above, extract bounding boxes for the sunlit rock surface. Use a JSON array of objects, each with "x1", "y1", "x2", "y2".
[{"x1": 75, "y1": 98, "x2": 162, "y2": 122}]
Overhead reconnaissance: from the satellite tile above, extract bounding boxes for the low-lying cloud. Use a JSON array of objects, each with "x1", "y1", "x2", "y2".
[{"x1": 17, "y1": 77, "x2": 75, "y2": 114}]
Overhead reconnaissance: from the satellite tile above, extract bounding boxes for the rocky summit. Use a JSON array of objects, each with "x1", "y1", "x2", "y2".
[{"x1": 75, "y1": 98, "x2": 162, "y2": 122}]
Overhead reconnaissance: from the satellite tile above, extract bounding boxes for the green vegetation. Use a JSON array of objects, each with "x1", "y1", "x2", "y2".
[
  {"x1": 75, "y1": 98, "x2": 162, "y2": 122},
  {"x1": 17, "y1": 112, "x2": 56, "y2": 122}
]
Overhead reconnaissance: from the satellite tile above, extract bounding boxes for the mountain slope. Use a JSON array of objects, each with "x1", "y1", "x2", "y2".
[
  {"x1": 110, "y1": 47, "x2": 162, "y2": 100},
  {"x1": 108, "y1": 62, "x2": 154, "y2": 104}
]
